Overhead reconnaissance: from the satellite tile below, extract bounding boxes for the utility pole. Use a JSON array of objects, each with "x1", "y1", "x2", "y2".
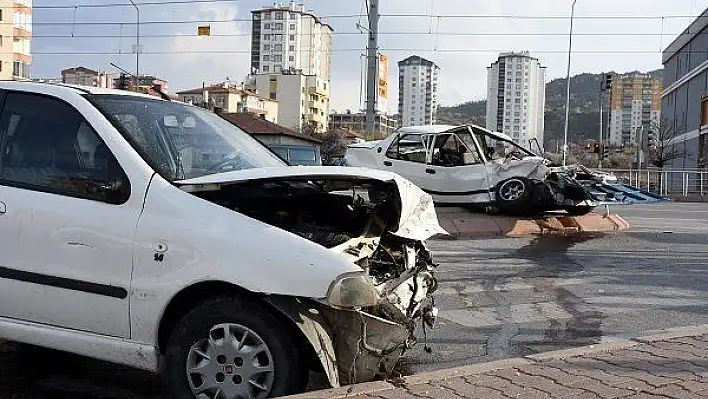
[
  {"x1": 562, "y1": 0, "x2": 579, "y2": 166},
  {"x1": 598, "y1": 74, "x2": 603, "y2": 168},
  {"x1": 365, "y1": 0, "x2": 379, "y2": 134},
  {"x1": 129, "y1": 0, "x2": 140, "y2": 89}
]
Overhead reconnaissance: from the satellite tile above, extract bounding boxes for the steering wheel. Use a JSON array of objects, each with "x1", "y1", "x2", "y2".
[
  {"x1": 208, "y1": 152, "x2": 246, "y2": 173},
  {"x1": 505, "y1": 150, "x2": 525, "y2": 160}
]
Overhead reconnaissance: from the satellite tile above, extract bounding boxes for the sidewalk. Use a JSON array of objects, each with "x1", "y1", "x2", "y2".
[{"x1": 287, "y1": 324, "x2": 708, "y2": 398}]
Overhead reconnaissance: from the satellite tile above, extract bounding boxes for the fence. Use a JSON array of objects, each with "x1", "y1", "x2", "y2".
[{"x1": 602, "y1": 169, "x2": 708, "y2": 198}]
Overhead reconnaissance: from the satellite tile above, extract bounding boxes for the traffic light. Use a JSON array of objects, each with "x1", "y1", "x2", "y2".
[
  {"x1": 601, "y1": 73, "x2": 613, "y2": 91},
  {"x1": 593, "y1": 143, "x2": 600, "y2": 153},
  {"x1": 602, "y1": 144, "x2": 610, "y2": 159},
  {"x1": 647, "y1": 130, "x2": 657, "y2": 148}
]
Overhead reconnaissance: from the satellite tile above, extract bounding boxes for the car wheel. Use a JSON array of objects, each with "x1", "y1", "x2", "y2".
[
  {"x1": 565, "y1": 206, "x2": 594, "y2": 216},
  {"x1": 165, "y1": 296, "x2": 307, "y2": 399},
  {"x1": 496, "y1": 177, "x2": 533, "y2": 215}
]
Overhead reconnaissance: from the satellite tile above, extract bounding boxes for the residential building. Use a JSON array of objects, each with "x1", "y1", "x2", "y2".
[
  {"x1": 398, "y1": 55, "x2": 440, "y2": 127},
  {"x1": 662, "y1": 5, "x2": 708, "y2": 170},
  {"x1": 246, "y1": 70, "x2": 329, "y2": 133},
  {"x1": 61, "y1": 67, "x2": 113, "y2": 88},
  {"x1": 114, "y1": 74, "x2": 167, "y2": 93},
  {"x1": 249, "y1": 2, "x2": 332, "y2": 81},
  {"x1": 0, "y1": 0, "x2": 32, "y2": 80},
  {"x1": 177, "y1": 83, "x2": 279, "y2": 123},
  {"x1": 220, "y1": 112, "x2": 321, "y2": 147},
  {"x1": 607, "y1": 73, "x2": 662, "y2": 147},
  {"x1": 328, "y1": 110, "x2": 398, "y2": 139},
  {"x1": 485, "y1": 51, "x2": 546, "y2": 145}
]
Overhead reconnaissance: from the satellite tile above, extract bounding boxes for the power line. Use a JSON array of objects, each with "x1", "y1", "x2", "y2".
[
  {"x1": 28, "y1": 31, "x2": 689, "y2": 39},
  {"x1": 23, "y1": 48, "x2": 702, "y2": 55}
]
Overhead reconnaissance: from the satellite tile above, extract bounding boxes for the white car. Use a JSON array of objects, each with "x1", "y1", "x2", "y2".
[
  {"x1": 0, "y1": 82, "x2": 446, "y2": 398},
  {"x1": 345, "y1": 125, "x2": 603, "y2": 216}
]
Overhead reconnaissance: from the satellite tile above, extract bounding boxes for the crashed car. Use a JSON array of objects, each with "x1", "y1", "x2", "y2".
[
  {"x1": 0, "y1": 82, "x2": 446, "y2": 398},
  {"x1": 346, "y1": 124, "x2": 617, "y2": 216}
]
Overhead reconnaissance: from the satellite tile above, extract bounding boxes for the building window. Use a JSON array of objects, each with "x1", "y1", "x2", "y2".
[
  {"x1": 275, "y1": 23, "x2": 283, "y2": 30},
  {"x1": 273, "y1": 55, "x2": 283, "y2": 62},
  {"x1": 516, "y1": 91, "x2": 521, "y2": 96},
  {"x1": 275, "y1": 12, "x2": 284, "y2": 20},
  {"x1": 289, "y1": 34, "x2": 295, "y2": 41},
  {"x1": 505, "y1": 98, "x2": 511, "y2": 102},
  {"x1": 262, "y1": 65, "x2": 269, "y2": 72},
  {"x1": 264, "y1": 34, "x2": 271, "y2": 40},
  {"x1": 264, "y1": 23, "x2": 270, "y2": 29},
  {"x1": 263, "y1": 44, "x2": 270, "y2": 50},
  {"x1": 289, "y1": 45, "x2": 295, "y2": 51},
  {"x1": 514, "y1": 112, "x2": 520, "y2": 117},
  {"x1": 263, "y1": 12, "x2": 271, "y2": 20},
  {"x1": 290, "y1": 24, "x2": 296, "y2": 30},
  {"x1": 274, "y1": 43, "x2": 283, "y2": 51},
  {"x1": 289, "y1": 55, "x2": 295, "y2": 62},
  {"x1": 507, "y1": 78, "x2": 512, "y2": 82},
  {"x1": 514, "y1": 118, "x2": 520, "y2": 123},
  {"x1": 275, "y1": 34, "x2": 283, "y2": 41},
  {"x1": 263, "y1": 55, "x2": 270, "y2": 61}
]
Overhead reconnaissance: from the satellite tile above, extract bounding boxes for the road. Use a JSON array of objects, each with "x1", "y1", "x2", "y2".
[{"x1": 2, "y1": 202, "x2": 708, "y2": 397}]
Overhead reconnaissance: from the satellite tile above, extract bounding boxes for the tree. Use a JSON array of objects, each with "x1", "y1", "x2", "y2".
[
  {"x1": 319, "y1": 129, "x2": 348, "y2": 165},
  {"x1": 646, "y1": 117, "x2": 688, "y2": 169}
]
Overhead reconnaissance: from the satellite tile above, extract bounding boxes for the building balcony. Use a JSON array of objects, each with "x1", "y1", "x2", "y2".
[{"x1": 308, "y1": 86, "x2": 328, "y2": 96}]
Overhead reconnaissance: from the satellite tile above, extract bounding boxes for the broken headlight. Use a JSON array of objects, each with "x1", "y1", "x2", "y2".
[{"x1": 326, "y1": 272, "x2": 379, "y2": 308}]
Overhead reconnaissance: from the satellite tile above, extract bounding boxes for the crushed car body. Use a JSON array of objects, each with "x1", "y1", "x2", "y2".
[
  {"x1": 177, "y1": 166, "x2": 447, "y2": 386},
  {"x1": 345, "y1": 124, "x2": 667, "y2": 216}
]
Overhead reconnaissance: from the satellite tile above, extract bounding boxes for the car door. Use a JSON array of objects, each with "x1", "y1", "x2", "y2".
[
  {"x1": 0, "y1": 92, "x2": 140, "y2": 338},
  {"x1": 422, "y1": 131, "x2": 493, "y2": 204},
  {"x1": 383, "y1": 132, "x2": 434, "y2": 189}
]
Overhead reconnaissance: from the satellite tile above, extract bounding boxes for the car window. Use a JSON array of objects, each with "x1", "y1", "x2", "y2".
[
  {"x1": 430, "y1": 134, "x2": 482, "y2": 167},
  {"x1": 455, "y1": 131, "x2": 484, "y2": 165},
  {"x1": 386, "y1": 133, "x2": 427, "y2": 163},
  {"x1": 0, "y1": 92, "x2": 129, "y2": 203}
]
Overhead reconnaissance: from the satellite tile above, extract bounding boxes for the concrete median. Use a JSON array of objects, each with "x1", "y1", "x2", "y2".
[{"x1": 435, "y1": 208, "x2": 630, "y2": 238}]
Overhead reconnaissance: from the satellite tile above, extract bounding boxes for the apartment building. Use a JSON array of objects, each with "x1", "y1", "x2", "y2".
[
  {"x1": 485, "y1": 51, "x2": 546, "y2": 145},
  {"x1": 246, "y1": 71, "x2": 328, "y2": 132},
  {"x1": 608, "y1": 73, "x2": 662, "y2": 147},
  {"x1": 0, "y1": 0, "x2": 32, "y2": 80},
  {"x1": 177, "y1": 83, "x2": 279, "y2": 123},
  {"x1": 61, "y1": 67, "x2": 113, "y2": 88},
  {"x1": 250, "y1": 2, "x2": 332, "y2": 80},
  {"x1": 397, "y1": 55, "x2": 440, "y2": 127},
  {"x1": 328, "y1": 111, "x2": 397, "y2": 139}
]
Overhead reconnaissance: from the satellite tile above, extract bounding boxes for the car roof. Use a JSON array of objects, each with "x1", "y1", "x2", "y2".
[
  {"x1": 0, "y1": 81, "x2": 165, "y2": 100},
  {"x1": 396, "y1": 124, "x2": 515, "y2": 143}
]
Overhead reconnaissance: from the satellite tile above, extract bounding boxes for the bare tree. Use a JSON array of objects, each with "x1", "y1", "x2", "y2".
[
  {"x1": 319, "y1": 129, "x2": 348, "y2": 165},
  {"x1": 646, "y1": 117, "x2": 688, "y2": 169}
]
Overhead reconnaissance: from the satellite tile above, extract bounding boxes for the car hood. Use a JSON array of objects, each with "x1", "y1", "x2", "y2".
[{"x1": 175, "y1": 166, "x2": 448, "y2": 241}]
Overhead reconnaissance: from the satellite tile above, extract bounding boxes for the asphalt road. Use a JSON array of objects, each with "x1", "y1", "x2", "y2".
[{"x1": 2, "y1": 202, "x2": 708, "y2": 397}]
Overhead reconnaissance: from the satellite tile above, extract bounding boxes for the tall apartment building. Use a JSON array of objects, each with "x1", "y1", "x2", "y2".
[
  {"x1": 397, "y1": 56, "x2": 440, "y2": 127},
  {"x1": 607, "y1": 73, "x2": 662, "y2": 147},
  {"x1": 250, "y1": 2, "x2": 332, "y2": 80},
  {"x1": 246, "y1": 71, "x2": 329, "y2": 132},
  {"x1": 485, "y1": 51, "x2": 546, "y2": 145},
  {"x1": 249, "y1": 2, "x2": 332, "y2": 133},
  {"x1": 0, "y1": 0, "x2": 32, "y2": 80}
]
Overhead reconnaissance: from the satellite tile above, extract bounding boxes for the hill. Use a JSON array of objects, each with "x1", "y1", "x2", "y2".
[{"x1": 436, "y1": 69, "x2": 663, "y2": 147}]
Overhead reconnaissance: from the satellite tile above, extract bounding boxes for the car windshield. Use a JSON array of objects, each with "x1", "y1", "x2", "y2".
[
  {"x1": 469, "y1": 127, "x2": 536, "y2": 160},
  {"x1": 89, "y1": 95, "x2": 286, "y2": 181}
]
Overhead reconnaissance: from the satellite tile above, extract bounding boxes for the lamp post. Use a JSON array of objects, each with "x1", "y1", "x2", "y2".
[
  {"x1": 129, "y1": 0, "x2": 140, "y2": 89},
  {"x1": 562, "y1": 0, "x2": 579, "y2": 166}
]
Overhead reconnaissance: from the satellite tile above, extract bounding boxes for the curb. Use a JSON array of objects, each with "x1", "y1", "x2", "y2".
[
  {"x1": 435, "y1": 212, "x2": 630, "y2": 238},
  {"x1": 284, "y1": 324, "x2": 708, "y2": 399}
]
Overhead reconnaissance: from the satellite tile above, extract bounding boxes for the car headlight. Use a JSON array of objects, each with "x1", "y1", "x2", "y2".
[{"x1": 326, "y1": 272, "x2": 379, "y2": 308}]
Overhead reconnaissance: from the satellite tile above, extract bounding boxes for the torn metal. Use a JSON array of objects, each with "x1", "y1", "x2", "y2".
[{"x1": 179, "y1": 168, "x2": 446, "y2": 386}]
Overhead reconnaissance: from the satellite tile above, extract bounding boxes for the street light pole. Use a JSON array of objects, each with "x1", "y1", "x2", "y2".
[
  {"x1": 562, "y1": 0, "x2": 579, "y2": 166},
  {"x1": 129, "y1": 0, "x2": 140, "y2": 89}
]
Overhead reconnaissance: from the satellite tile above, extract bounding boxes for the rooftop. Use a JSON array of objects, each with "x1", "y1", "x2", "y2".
[
  {"x1": 398, "y1": 55, "x2": 439, "y2": 68},
  {"x1": 220, "y1": 113, "x2": 322, "y2": 144},
  {"x1": 663, "y1": 7, "x2": 708, "y2": 63}
]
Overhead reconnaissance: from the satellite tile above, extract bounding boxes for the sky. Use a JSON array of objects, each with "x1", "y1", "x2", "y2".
[{"x1": 30, "y1": 0, "x2": 708, "y2": 113}]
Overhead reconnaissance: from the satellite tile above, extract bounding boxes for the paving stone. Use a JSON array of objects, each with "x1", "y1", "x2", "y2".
[
  {"x1": 435, "y1": 380, "x2": 509, "y2": 399},
  {"x1": 516, "y1": 364, "x2": 593, "y2": 386},
  {"x1": 492, "y1": 368, "x2": 585, "y2": 398},
  {"x1": 680, "y1": 379, "x2": 708, "y2": 394},
  {"x1": 470, "y1": 374, "x2": 551, "y2": 398},
  {"x1": 651, "y1": 385, "x2": 705, "y2": 399},
  {"x1": 405, "y1": 383, "x2": 468, "y2": 399}
]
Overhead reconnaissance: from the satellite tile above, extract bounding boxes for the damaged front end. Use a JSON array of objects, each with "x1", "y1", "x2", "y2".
[{"x1": 183, "y1": 169, "x2": 446, "y2": 387}]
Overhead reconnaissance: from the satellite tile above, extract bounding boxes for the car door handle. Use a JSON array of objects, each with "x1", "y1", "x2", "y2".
[
  {"x1": 0, "y1": 201, "x2": 5, "y2": 215},
  {"x1": 383, "y1": 161, "x2": 392, "y2": 166},
  {"x1": 425, "y1": 168, "x2": 436, "y2": 174}
]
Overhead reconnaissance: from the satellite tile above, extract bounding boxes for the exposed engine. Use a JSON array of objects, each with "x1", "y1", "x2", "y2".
[{"x1": 193, "y1": 177, "x2": 440, "y2": 383}]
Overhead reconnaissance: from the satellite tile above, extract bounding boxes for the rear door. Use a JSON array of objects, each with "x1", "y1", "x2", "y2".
[{"x1": 0, "y1": 91, "x2": 142, "y2": 338}]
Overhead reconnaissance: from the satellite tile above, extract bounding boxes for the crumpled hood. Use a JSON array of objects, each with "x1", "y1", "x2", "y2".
[{"x1": 176, "y1": 166, "x2": 448, "y2": 241}]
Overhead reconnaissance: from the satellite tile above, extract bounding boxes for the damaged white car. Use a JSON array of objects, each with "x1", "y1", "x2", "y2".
[
  {"x1": 0, "y1": 83, "x2": 446, "y2": 398},
  {"x1": 346, "y1": 124, "x2": 609, "y2": 216}
]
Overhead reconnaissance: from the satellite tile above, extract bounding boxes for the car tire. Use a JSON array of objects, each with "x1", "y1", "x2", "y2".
[
  {"x1": 565, "y1": 206, "x2": 594, "y2": 216},
  {"x1": 165, "y1": 295, "x2": 308, "y2": 399},
  {"x1": 495, "y1": 177, "x2": 533, "y2": 215}
]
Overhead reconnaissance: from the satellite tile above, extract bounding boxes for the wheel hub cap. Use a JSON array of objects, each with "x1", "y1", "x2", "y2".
[
  {"x1": 500, "y1": 180, "x2": 525, "y2": 201},
  {"x1": 186, "y1": 323, "x2": 275, "y2": 399}
]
